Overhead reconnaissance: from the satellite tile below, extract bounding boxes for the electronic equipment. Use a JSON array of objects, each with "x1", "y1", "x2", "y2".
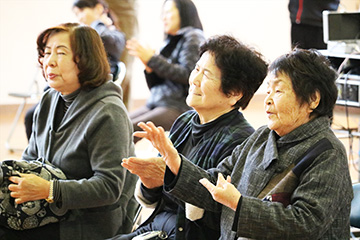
[
  {"x1": 336, "y1": 74, "x2": 360, "y2": 107},
  {"x1": 323, "y1": 11, "x2": 360, "y2": 54}
]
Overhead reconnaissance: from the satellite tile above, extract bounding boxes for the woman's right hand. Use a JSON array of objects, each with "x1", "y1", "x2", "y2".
[
  {"x1": 122, "y1": 157, "x2": 166, "y2": 189},
  {"x1": 8, "y1": 173, "x2": 50, "y2": 204},
  {"x1": 133, "y1": 121, "x2": 181, "y2": 175},
  {"x1": 199, "y1": 173, "x2": 241, "y2": 211},
  {"x1": 126, "y1": 38, "x2": 155, "y2": 72}
]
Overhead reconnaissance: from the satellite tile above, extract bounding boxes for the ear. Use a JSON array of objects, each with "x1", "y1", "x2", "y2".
[
  {"x1": 95, "y1": 3, "x2": 105, "y2": 15},
  {"x1": 228, "y1": 91, "x2": 243, "y2": 106},
  {"x1": 309, "y1": 90, "x2": 321, "y2": 111}
]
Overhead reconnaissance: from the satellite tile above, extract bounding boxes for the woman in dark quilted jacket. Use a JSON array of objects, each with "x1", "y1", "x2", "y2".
[{"x1": 127, "y1": 0, "x2": 205, "y2": 143}]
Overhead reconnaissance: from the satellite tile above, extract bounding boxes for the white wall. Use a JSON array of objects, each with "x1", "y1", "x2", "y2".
[
  {"x1": 0, "y1": 0, "x2": 77, "y2": 105},
  {"x1": 0, "y1": 0, "x2": 291, "y2": 105}
]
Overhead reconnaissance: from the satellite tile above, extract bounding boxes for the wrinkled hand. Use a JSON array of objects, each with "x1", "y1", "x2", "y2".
[
  {"x1": 199, "y1": 173, "x2": 241, "y2": 211},
  {"x1": 122, "y1": 157, "x2": 166, "y2": 189},
  {"x1": 8, "y1": 173, "x2": 50, "y2": 204},
  {"x1": 126, "y1": 38, "x2": 155, "y2": 71},
  {"x1": 133, "y1": 121, "x2": 181, "y2": 175}
]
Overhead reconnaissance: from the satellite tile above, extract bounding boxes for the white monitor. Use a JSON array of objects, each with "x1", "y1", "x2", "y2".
[{"x1": 323, "y1": 11, "x2": 360, "y2": 43}]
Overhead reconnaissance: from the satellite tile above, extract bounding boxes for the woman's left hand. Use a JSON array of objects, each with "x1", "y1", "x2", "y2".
[
  {"x1": 8, "y1": 173, "x2": 50, "y2": 204},
  {"x1": 133, "y1": 121, "x2": 181, "y2": 175},
  {"x1": 199, "y1": 173, "x2": 241, "y2": 211}
]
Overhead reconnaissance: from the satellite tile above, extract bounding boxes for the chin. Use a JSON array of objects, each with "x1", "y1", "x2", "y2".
[{"x1": 267, "y1": 122, "x2": 275, "y2": 130}]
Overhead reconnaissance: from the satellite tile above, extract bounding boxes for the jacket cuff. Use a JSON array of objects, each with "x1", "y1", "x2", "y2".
[
  {"x1": 134, "y1": 179, "x2": 160, "y2": 209},
  {"x1": 231, "y1": 195, "x2": 243, "y2": 232}
]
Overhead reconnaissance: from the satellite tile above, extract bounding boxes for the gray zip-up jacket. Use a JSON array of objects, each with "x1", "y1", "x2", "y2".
[{"x1": 23, "y1": 81, "x2": 137, "y2": 240}]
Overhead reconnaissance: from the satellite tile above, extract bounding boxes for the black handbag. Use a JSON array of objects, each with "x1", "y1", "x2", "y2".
[{"x1": 0, "y1": 158, "x2": 68, "y2": 230}]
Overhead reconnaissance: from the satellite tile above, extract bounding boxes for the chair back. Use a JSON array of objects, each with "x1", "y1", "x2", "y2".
[
  {"x1": 114, "y1": 61, "x2": 126, "y2": 85},
  {"x1": 351, "y1": 183, "x2": 360, "y2": 228}
]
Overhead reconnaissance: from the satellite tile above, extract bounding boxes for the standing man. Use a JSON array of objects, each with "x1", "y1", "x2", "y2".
[{"x1": 289, "y1": 0, "x2": 340, "y2": 49}]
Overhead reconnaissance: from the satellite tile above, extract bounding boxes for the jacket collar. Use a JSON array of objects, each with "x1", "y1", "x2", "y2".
[{"x1": 261, "y1": 116, "x2": 331, "y2": 170}]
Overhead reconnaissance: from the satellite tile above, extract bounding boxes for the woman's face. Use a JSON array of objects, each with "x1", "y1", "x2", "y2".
[
  {"x1": 73, "y1": 6, "x2": 101, "y2": 26},
  {"x1": 264, "y1": 72, "x2": 314, "y2": 136},
  {"x1": 186, "y1": 51, "x2": 241, "y2": 124},
  {"x1": 162, "y1": 0, "x2": 181, "y2": 35},
  {"x1": 42, "y1": 32, "x2": 80, "y2": 95}
]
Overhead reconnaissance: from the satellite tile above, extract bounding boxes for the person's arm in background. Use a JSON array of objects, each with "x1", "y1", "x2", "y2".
[
  {"x1": 92, "y1": 20, "x2": 126, "y2": 62},
  {"x1": 146, "y1": 29, "x2": 205, "y2": 85}
]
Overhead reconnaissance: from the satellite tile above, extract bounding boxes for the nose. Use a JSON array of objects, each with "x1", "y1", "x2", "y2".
[
  {"x1": 45, "y1": 53, "x2": 57, "y2": 68},
  {"x1": 189, "y1": 71, "x2": 201, "y2": 87},
  {"x1": 264, "y1": 94, "x2": 272, "y2": 105}
]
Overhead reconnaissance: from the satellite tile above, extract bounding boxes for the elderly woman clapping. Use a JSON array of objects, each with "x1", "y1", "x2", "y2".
[
  {"x1": 134, "y1": 49, "x2": 353, "y2": 239},
  {"x1": 116, "y1": 35, "x2": 268, "y2": 240}
]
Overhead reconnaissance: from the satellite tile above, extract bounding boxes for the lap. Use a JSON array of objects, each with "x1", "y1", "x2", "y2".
[
  {"x1": 112, "y1": 211, "x2": 176, "y2": 240},
  {"x1": 0, "y1": 223, "x2": 59, "y2": 240}
]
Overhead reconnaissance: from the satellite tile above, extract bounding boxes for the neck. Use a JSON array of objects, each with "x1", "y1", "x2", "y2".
[{"x1": 198, "y1": 108, "x2": 236, "y2": 124}]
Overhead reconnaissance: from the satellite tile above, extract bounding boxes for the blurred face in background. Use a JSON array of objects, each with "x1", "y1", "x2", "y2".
[
  {"x1": 73, "y1": 3, "x2": 104, "y2": 26},
  {"x1": 162, "y1": 0, "x2": 181, "y2": 35},
  {"x1": 42, "y1": 32, "x2": 80, "y2": 95}
]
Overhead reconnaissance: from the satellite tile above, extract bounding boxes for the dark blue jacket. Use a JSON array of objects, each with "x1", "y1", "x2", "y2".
[
  {"x1": 289, "y1": 0, "x2": 340, "y2": 27},
  {"x1": 140, "y1": 109, "x2": 255, "y2": 240},
  {"x1": 145, "y1": 27, "x2": 205, "y2": 113}
]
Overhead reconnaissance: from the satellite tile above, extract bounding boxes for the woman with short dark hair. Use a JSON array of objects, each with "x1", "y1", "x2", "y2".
[{"x1": 113, "y1": 35, "x2": 268, "y2": 240}]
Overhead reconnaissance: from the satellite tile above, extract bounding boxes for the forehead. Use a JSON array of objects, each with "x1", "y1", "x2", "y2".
[
  {"x1": 163, "y1": 0, "x2": 177, "y2": 11},
  {"x1": 198, "y1": 51, "x2": 215, "y2": 66},
  {"x1": 46, "y1": 31, "x2": 71, "y2": 48},
  {"x1": 266, "y1": 71, "x2": 292, "y2": 87}
]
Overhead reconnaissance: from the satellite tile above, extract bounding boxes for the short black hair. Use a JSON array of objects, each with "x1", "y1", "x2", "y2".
[
  {"x1": 199, "y1": 35, "x2": 268, "y2": 109},
  {"x1": 73, "y1": 0, "x2": 108, "y2": 9},
  {"x1": 268, "y1": 48, "x2": 338, "y2": 118}
]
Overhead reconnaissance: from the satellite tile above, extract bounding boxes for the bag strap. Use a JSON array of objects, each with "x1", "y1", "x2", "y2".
[{"x1": 257, "y1": 138, "x2": 332, "y2": 200}]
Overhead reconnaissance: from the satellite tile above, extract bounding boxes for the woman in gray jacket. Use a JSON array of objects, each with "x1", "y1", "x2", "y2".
[
  {"x1": 3, "y1": 23, "x2": 137, "y2": 240},
  {"x1": 127, "y1": 0, "x2": 205, "y2": 143}
]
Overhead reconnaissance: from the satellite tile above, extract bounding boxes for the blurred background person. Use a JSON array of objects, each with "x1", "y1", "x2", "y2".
[
  {"x1": 289, "y1": 0, "x2": 340, "y2": 49},
  {"x1": 104, "y1": 0, "x2": 138, "y2": 108},
  {"x1": 72, "y1": 0, "x2": 126, "y2": 81},
  {"x1": 113, "y1": 35, "x2": 268, "y2": 240},
  {"x1": 2, "y1": 23, "x2": 137, "y2": 240},
  {"x1": 127, "y1": 0, "x2": 205, "y2": 143}
]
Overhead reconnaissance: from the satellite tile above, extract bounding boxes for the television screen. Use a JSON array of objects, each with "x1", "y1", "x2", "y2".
[{"x1": 323, "y1": 11, "x2": 360, "y2": 43}]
